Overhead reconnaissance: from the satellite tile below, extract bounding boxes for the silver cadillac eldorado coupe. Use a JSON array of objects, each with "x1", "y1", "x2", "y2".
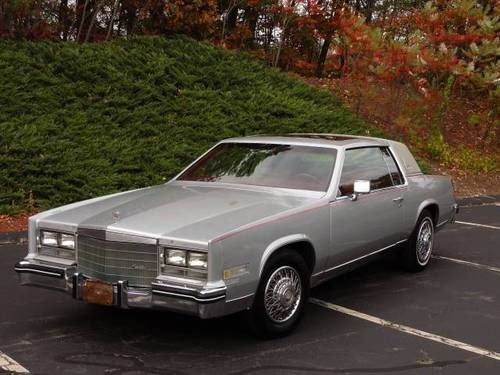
[{"x1": 15, "y1": 134, "x2": 458, "y2": 337}]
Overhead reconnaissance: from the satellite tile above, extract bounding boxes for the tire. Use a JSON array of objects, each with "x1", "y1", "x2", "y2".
[
  {"x1": 402, "y1": 209, "x2": 435, "y2": 272},
  {"x1": 246, "y1": 249, "x2": 310, "y2": 339}
]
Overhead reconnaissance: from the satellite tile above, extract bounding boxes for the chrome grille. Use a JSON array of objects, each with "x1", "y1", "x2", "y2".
[{"x1": 77, "y1": 234, "x2": 158, "y2": 287}]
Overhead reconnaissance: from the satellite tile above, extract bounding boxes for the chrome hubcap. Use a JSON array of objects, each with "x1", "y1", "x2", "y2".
[
  {"x1": 264, "y1": 266, "x2": 302, "y2": 323},
  {"x1": 416, "y1": 218, "x2": 434, "y2": 265}
]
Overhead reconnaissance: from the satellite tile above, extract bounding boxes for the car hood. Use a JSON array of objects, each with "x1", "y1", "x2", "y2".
[{"x1": 39, "y1": 182, "x2": 317, "y2": 243}]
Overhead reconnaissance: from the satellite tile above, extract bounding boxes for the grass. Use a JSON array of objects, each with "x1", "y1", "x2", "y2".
[{"x1": 0, "y1": 36, "x2": 375, "y2": 214}]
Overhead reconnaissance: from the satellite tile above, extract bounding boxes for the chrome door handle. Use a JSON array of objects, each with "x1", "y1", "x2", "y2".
[{"x1": 393, "y1": 197, "x2": 404, "y2": 206}]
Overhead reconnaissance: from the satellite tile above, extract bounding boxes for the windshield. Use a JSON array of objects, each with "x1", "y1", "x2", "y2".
[{"x1": 177, "y1": 143, "x2": 337, "y2": 192}]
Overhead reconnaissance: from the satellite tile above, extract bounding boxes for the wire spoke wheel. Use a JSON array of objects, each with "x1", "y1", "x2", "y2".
[
  {"x1": 416, "y1": 218, "x2": 434, "y2": 265},
  {"x1": 264, "y1": 266, "x2": 302, "y2": 323}
]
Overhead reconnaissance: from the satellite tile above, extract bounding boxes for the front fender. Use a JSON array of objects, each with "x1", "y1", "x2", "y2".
[{"x1": 259, "y1": 234, "x2": 313, "y2": 276}]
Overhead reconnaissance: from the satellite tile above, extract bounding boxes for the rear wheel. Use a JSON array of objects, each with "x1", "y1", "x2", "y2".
[
  {"x1": 247, "y1": 249, "x2": 310, "y2": 338},
  {"x1": 402, "y1": 209, "x2": 435, "y2": 271}
]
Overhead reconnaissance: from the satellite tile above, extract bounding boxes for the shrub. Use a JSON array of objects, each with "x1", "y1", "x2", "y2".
[{"x1": 0, "y1": 36, "x2": 373, "y2": 213}]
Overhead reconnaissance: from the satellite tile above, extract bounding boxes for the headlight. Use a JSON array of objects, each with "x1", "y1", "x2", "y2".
[
  {"x1": 165, "y1": 249, "x2": 187, "y2": 267},
  {"x1": 162, "y1": 248, "x2": 208, "y2": 280},
  {"x1": 40, "y1": 231, "x2": 58, "y2": 247},
  {"x1": 188, "y1": 252, "x2": 207, "y2": 270},
  {"x1": 38, "y1": 230, "x2": 76, "y2": 260},
  {"x1": 60, "y1": 233, "x2": 75, "y2": 249}
]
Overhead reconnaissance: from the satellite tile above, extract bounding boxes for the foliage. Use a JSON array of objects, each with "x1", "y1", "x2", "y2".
[
  {"x1": 412, "y1": 0, "x2": 500, "y2": 96},
  {"x1": 0, "y1": 0, "x2": 498, "y2": 203},
  {"x1": 1, "y1": 1, "x2": 497, "y2": 100},
  {"x1": 446, "y1": 146, "x2": 498, "y2": 173},
  {"x1": 0, "y1": 36, "x2": 373, "y2": 214},
  {"x1": 164, "y1": 0, "x2": 218, "y2": 38}
]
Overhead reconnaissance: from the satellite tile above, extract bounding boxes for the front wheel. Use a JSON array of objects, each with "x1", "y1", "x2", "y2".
[
  {"x1": 402, "y1": 209, "x2": 435, "y2": 271},
  {"x1": 246, "y1": 250, "x2": 310, "y2": 338}
]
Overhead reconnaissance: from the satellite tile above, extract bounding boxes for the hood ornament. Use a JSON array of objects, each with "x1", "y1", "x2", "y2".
[{"x1": 112, "y1": 210, "x2": 120, "y2": 222}]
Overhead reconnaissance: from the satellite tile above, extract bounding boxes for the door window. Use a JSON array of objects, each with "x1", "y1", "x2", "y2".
[
  {"x1": 381, "y1": 147, "x2": 404, "y2": 186},
  {"x1": 338, "y1": 147, "x2": 403, "y2": 196}
]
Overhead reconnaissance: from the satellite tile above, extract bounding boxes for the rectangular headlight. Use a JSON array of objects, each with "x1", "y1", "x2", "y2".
[
  {"x1": 188, "y1": 252, "x2": 207, "y2": 270},
  {"x1": 40, "y1": 231, "x2": 58, "y2": 247},
  {"x1": 38, "y1": 230, "x2": 76, "y2": 260},
  {"x1": 60, "y1": 233, "x2": 75, "y2": 249},
  {"x1": 165, "y1": 249, "x2": 187, "y2": 267},
  {"x1": 161, "y1": 248, "x2": 208, "y2": 281}
]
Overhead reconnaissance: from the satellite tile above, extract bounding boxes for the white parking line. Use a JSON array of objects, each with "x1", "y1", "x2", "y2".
[
  {"x1": 0, "y1": 351, "x2": 29, "y2": 374},
  {"x1": 455, "y1": 221, "x2": 500, "y2": 230},
  {"x1": 310, "y1": 298, "x2": 500, "y2": 361},
  {"x1": 433, "y1": 255, "x2": 500, "y2": 274}
]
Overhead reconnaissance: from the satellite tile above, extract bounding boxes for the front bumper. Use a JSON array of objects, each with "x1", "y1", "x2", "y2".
[{"x1": 14, "y1": 259, "x2": 241, "y2": 319}]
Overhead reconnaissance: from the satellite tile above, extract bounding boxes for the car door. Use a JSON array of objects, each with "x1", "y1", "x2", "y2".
[{"x1": 328, "y1": 146, "x2": 408, "y2": 267}]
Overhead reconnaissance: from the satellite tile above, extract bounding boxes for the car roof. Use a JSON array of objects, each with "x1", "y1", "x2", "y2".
[
  {"x1": 220, "y1": 134, "x2": 422, "y2": 176},
  {"x1": 221, "y1": 133, "x2": 390, "y2": 148}
]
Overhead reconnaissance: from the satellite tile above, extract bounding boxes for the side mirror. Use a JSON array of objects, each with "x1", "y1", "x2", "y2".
[{"x1": 351, "y1": 180, "x2": 371, "y2": 201}]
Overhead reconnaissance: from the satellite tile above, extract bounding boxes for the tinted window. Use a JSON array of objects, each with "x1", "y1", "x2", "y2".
[
  {"x1": 178, "y1": 143, "x2": 337, "y2": 192},
  {"x1": 381, "y1": 147, "x2": 404, "y2": 186},
  {"x1": 338, "y1": 147, "x2": 395, "y2": 196}
]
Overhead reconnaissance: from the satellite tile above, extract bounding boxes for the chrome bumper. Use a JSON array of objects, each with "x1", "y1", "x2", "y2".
[
  {"x1": 450, "y1": 203, "x2": 459, "y2": 223},
  {"x1": 14, "y1": 260, "x2": 245, "y2": 319},
  {"x1": 436, "y1": 203, "x2": 459, "y2": 232}
]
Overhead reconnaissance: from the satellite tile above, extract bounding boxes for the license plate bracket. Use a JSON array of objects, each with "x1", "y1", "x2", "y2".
[{"x1": 82, "y1": 279, "x2": 114, "y2": 306}]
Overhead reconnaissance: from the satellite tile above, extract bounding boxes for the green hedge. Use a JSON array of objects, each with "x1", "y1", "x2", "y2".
[{"x1": 0, "y1": 36, "x2": 375, "y2": 214}]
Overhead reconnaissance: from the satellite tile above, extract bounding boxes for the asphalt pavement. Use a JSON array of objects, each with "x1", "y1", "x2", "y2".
[{"x1": 1, "y1": 203, "x2": 499, "y2": 374}]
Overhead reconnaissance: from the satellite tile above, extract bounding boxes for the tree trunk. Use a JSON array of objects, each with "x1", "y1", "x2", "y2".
[
  {"x1": 227, "y1": 2, "x2": 238, "y2": 30},
  {"x1": 316, "y1": 35, "x2": 332, "y2": 77},
  {"x1": 57, "y1": 0, "x2": 69, "y2": 40},
  {"x1": 244, "y1": 6, "x2": 259, "y2": 47},
  {"x1": 149, "y1": 0, "x2": 166, "y2": 34},
  {"x1": 274, "y1": 0, "x2": 297, "y2": 67},
  {"x1": 76, "y1": 0, "x2": 90, "y2": 42},
  {"x1": 84, "y1": 1, "x2": 100, "y2": 42},
  {"x1": 106, "y1": 0, "x2": 120, "y2": 41},
  {"x1": 222, "y1": 0, "x2": 239, "y2": 40},
  {"x1": 274, "y1": 16, "x2": 290, "y2": 68},
  {"x1": 123, "y1": 0, "x2": 138, "y2": 37}
]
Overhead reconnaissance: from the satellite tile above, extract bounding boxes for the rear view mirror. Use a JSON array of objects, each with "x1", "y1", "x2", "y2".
[{"x1": 351, "y1": 180, "x2": 371, "y2": 201}]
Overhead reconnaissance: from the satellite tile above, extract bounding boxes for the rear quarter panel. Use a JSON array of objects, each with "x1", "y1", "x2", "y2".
[
  {"x1": 390, "y1": 141, "x2": 455, "y2": 233},
  {"x1": 405, "y1": 174, "x2": 456, "y2": 231}
]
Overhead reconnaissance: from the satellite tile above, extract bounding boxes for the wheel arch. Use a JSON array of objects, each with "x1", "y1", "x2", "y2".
[
  {"x1": 259, "y1": 234, "x2": 316, "y2": 277},
  {"x1": 416, "y1": 199, "x2": 440, "y2": 227}
]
